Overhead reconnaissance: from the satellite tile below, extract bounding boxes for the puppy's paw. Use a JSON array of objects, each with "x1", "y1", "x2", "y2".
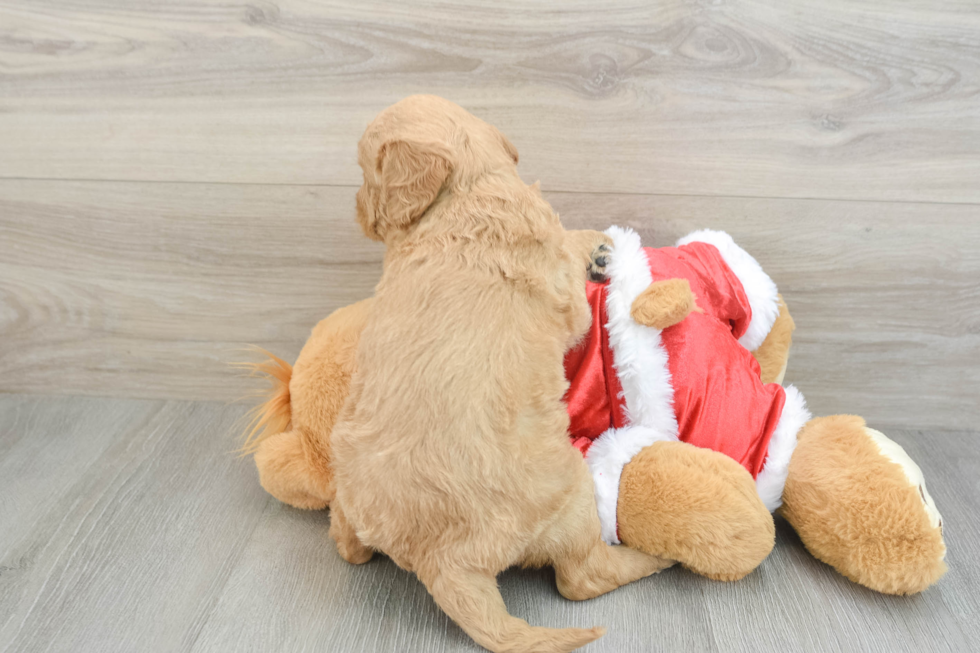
[
  {"x1": 565, "y1": 230, "x2": 613, "y2": 282},
  {"x1": 336, "y1": 539, "x2": 374, "y2": 565},
  {"x1": 588, "y1": 240, "x2": 613, "y2": 283}
]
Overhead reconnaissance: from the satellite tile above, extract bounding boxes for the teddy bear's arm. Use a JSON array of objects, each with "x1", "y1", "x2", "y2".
[
  {"x1": 751, "y1": 295, "x2": 794, "y2": 385},
  {"x1": 630, "y1": 278, "x2": 701, "y2": 330}
]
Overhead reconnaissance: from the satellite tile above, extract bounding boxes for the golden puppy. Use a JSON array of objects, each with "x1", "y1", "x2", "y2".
[{"x1": 328, "y1": 96, "x2": 670, "y2": 653}]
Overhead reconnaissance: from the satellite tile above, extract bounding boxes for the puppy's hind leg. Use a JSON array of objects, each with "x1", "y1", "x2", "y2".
[
  {"x1": 329, "y1": 498, "x2": 373, "y2": 565},
  {"x1": 417, "y1": 563, "x2": 605, "y2": 653},
  {"x1": 556, "y1": 538, "x2": 671, "y2": 602},
  {"x1": 537, "y1": 473, "x2": 673, "y2": 601}
]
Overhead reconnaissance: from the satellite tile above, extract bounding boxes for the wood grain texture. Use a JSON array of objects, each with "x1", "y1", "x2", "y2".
[
  {"x1": 0, "y1": 395, "x2": 271, "y2": 653},
  {"x1": 0, "y1": 394, "x2": 976, "y2": 652},
  {"x1": 2, "y1": 180, "x2": 978, "y2": 430},
  {"x1": 0, "y1": 179, "x2": 385, "y2": 403},
  {"x1": 1, "y1": 0, "x2": 979, "y2": 201}
]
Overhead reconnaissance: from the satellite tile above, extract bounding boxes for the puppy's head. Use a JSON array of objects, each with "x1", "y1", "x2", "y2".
[{"x1": 356, "y1": 95, "x2": 520, "y2": 242}]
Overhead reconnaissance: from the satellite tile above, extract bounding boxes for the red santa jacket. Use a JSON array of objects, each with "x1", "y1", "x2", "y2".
[{"x1": 564, "y1": 227, "x2": 810, "y2": 544}]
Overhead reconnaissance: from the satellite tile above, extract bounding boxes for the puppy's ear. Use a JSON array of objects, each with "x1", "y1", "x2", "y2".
[{"x1": 361, "y1": 139, "x2": 453, "y2": 242}]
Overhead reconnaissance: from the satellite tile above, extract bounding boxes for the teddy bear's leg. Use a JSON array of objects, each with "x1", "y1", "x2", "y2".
[
  {"x1": 254, "y1": 428, "x2": 335, "y2": 510},
  {"x1": 780, "y1": 415, "x2": 947, "y2": 595},
  {"x1": 617, "y1": 441, "x2": 775, "y2": 581},
  {"x1": 751, "y1": 295, "x2": 795, "y2": 385},
  {"x1": 250, "y1": 298, "x2": 373, "y2": 510}
]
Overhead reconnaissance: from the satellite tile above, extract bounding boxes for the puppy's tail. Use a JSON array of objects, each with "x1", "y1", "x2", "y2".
[
  {"x1": 423, "y1": 568, "x2": 604, "y2": 653},
  {"x1": 234, "y1": 348, "x2": 293, "y2": 455}
]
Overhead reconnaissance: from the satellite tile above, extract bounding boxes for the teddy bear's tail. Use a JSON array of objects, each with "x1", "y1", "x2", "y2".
[{"x1": 235, "y1": 348, "x2": 293, "y2": 455}]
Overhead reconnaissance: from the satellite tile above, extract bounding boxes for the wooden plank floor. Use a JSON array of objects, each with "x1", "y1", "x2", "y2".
[{"x1": 0, "y1": 393, "x2": 977, "y2": 653}]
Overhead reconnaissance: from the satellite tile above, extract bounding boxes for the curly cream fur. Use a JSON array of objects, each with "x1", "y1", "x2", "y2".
[{"x1": 331, "y1": 96, "x2": 669, "y2": 653}]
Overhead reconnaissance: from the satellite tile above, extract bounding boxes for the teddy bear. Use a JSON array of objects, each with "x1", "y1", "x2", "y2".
[{"x1": 243, "y1": 225, "x2": 947, "y2": 596}]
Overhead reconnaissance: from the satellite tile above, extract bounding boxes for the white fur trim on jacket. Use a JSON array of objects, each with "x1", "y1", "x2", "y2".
[
  {"x1": 584, "y1": 226, "x2": 680, "y2": 544},
  {"x1": 755, "y1": 385, "x2": 811, "y2": 511},
  {"x1": 586, "y1": 426, "x2": 676, "y2": 544},
  {"x1": 676, "y1": 230, "x2": 780, "y2": 352}
]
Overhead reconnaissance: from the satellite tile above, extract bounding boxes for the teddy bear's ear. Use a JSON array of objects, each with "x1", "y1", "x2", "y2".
[{"x1": 358, "y1": 139, "x2": 453, "y2": 242}]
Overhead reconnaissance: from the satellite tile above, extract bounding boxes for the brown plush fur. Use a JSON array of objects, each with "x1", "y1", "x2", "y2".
[
  {"x1": 238, "y1": 349, "x2": 293, "y2": 455},
  {"x1": 618, "y1": 441, "x2": 775, "y2": 581},
  {"x1": 327, "y1": 96, "x2": 669, "y2": 653},
  {"x1": 248, "y1": 299, "x2": 373, "y2": 510},
  {"x1": 629, "y1": 278, "x2": 702, "y2": 330},
  {"x1": 780, "y1": 415, "x2": 947, "y2": 595},
  {"x1": 752, "y1": 295, "x2": 794, "y2": 385}
]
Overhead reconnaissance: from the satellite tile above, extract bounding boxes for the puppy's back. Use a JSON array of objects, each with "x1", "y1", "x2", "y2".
[
  {"x1": 332, "y1": 95, "x2": 619, "y2": 653},
  {"x1": 332, "y1": 244, "x2": 583, "y2": 565}
]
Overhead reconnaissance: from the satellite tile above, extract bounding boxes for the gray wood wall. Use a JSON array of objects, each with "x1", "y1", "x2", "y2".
[{"x1": 1, "y1": 0, "x2": 978, "y2": 431}]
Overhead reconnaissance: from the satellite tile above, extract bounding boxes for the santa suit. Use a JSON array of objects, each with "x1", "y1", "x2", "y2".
[{"x1": 563, "y1": 227, "x2": 811, "y2": 544}]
